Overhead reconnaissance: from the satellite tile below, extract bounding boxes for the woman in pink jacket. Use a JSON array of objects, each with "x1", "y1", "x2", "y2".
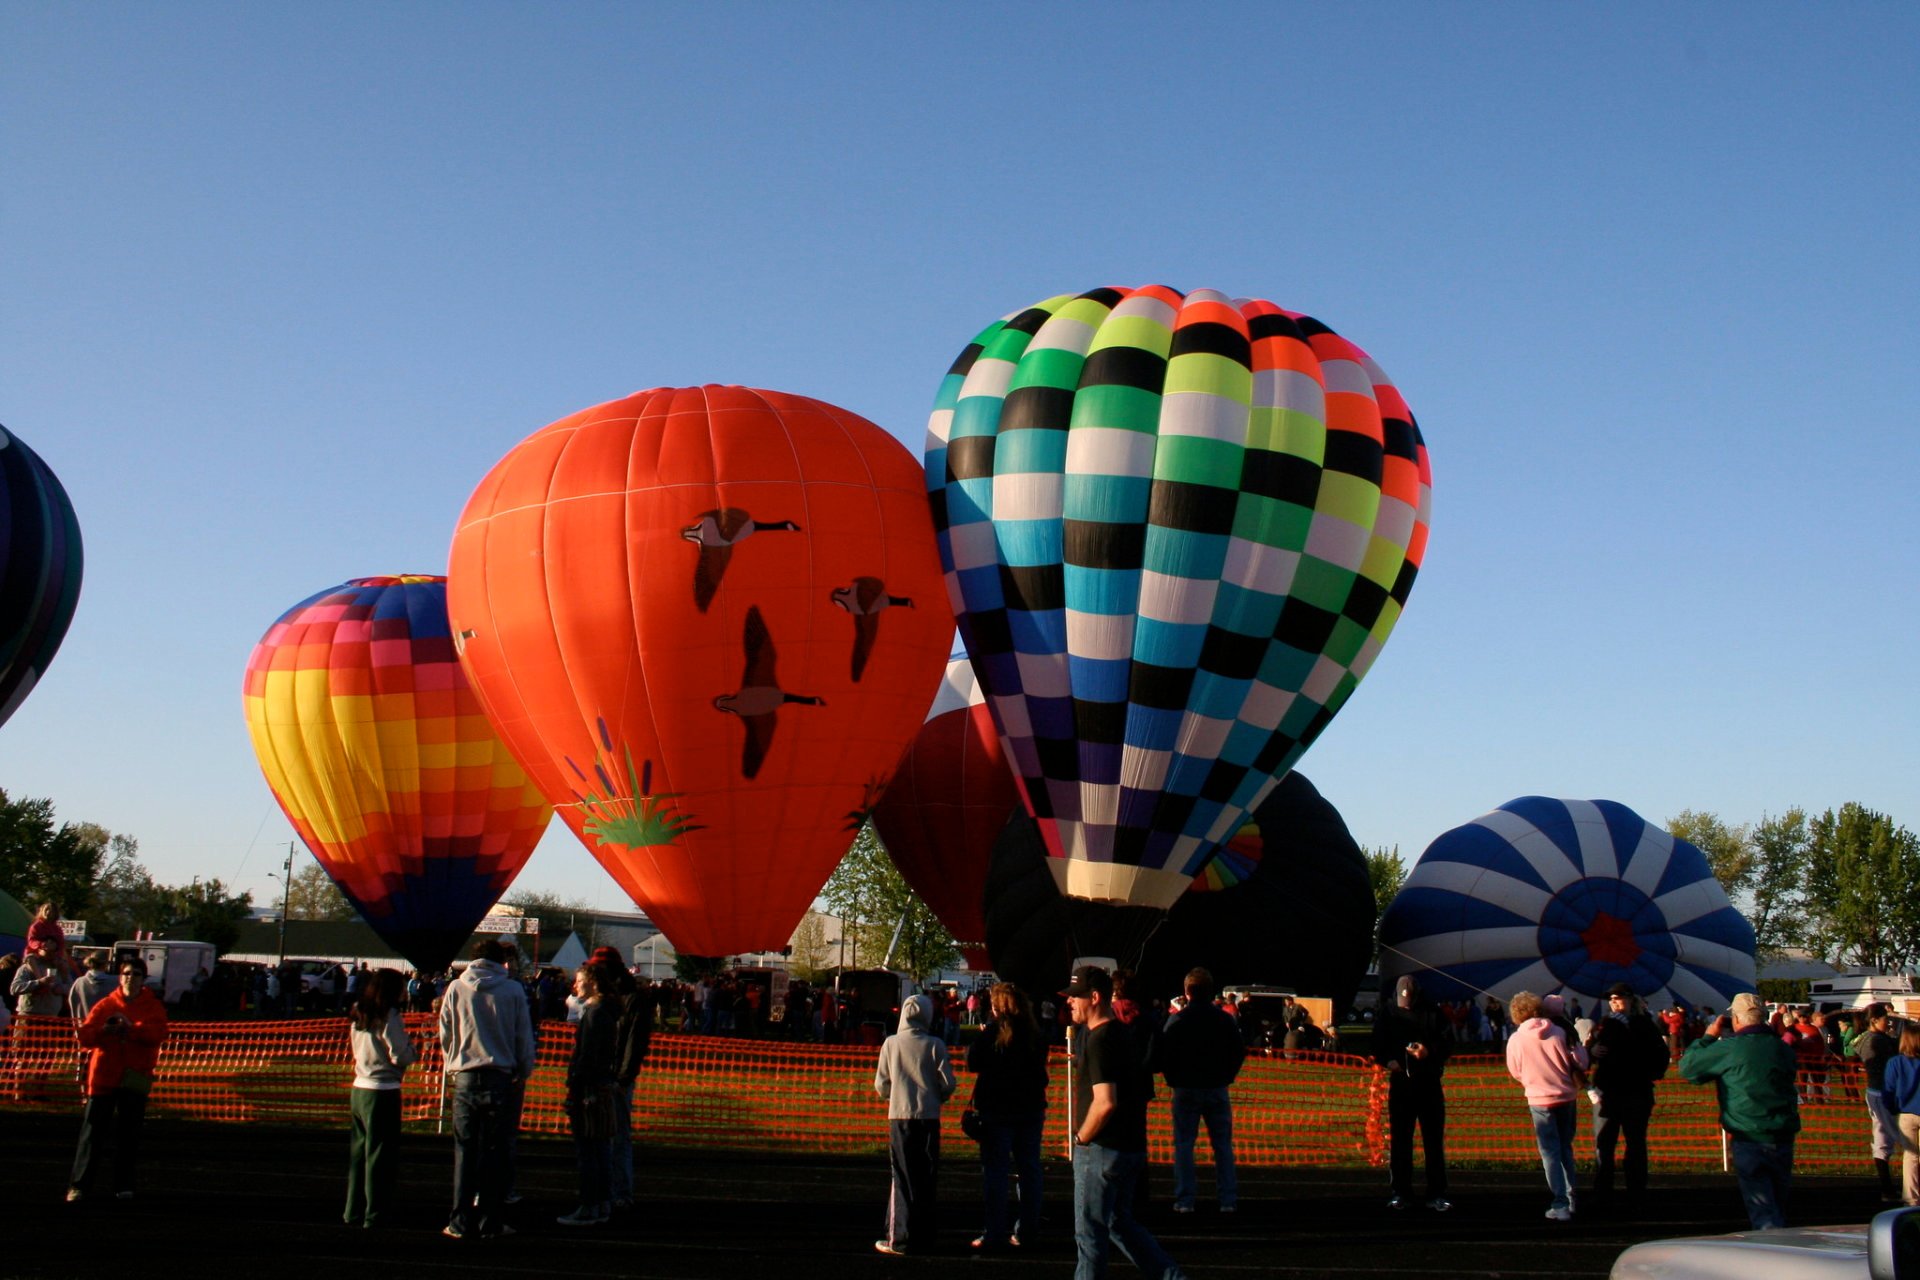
[{"x1": 1505, "y1": 991, "x2": 1589, "y2": 1222}]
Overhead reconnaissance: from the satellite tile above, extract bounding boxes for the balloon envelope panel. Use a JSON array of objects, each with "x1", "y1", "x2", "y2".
[
  {"x1": 926, "y1": 288, "x2": 1431, "y2": 912},
  {"x1": 984, "y1": 771, "x2": 1374, "y2": 1011},
  {"x1": 449, "y1": 386, "x2": 952, "y2": 957},
  {"x1": 243, "y1": 575, "x2": 552, "y2": 970},
  {"x1": 0, "y1": 426, "x2": 83, "y2": 729},
  {"x1": 870, "y1": 651, "x2": 1016, "y2": 970},
  {"x1": 1378, "y1": 796, "x2": 1757, "y2": 1010}
]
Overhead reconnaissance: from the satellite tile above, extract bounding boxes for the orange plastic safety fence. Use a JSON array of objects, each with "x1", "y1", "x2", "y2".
[{"x1": 0, "y1": 1018, "x2": 1882, "y2": 1173}]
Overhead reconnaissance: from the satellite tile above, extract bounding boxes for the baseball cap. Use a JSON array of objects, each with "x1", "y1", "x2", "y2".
[
  {"x1": 1064, "y1": 965, "x2": 1112, "y2": 999},
  {"x1": 1729, "y1": 992, "x2": 1765, "y2": 1022},
  {"x1": 1605, "y1": 982, "x2": 1635, "y2": 999}
]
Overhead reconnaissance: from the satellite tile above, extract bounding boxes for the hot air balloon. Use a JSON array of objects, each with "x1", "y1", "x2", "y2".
[
  {"x1": 1377, "y1": 797, "x2": 1758, "y2": 1011},
  {"x1": 869, "y1": 648, "x2": 1019, "y2": 969},
  {"x1": 0, "y1": 885, "x2": 32, "y2": 956},
  {"x1": 447, "y1": 385, "x2": 952, "y2": 957},
  {"x1": 926, "y1": 286, "x2": 1431, "y2": 956},
  {"x1": 243, "y1": 575, "x2": 552, "y2": 971},
  {"x1": 984, "y1": 772, "x2": 1375, "y2": 1011},
  {"x1": 0, "y1": 426, "x2": 83, "y2": 728}
]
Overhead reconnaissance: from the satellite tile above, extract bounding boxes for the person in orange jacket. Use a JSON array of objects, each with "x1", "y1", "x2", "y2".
[{"x1": 66, "y1": 954, "x2": 169, "y2": 1202}]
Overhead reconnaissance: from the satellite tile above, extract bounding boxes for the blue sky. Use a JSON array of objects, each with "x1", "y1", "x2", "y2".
[{"x1": 3, "y1": 5, "x2": 1915, "y2": 918}]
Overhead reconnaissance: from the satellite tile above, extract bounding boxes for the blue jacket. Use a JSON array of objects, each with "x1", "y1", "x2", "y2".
[{"x1": 1883, "y1": 1053, "x2": 1920, "y2": 1116}]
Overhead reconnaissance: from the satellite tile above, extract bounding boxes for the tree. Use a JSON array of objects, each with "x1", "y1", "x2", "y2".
[
  {"x1": 90, "y1": 834, "x2": 170, "y2": 943},
  {"x1": 787, "y1": 911, "x2": 834, "y2": 983},
  {"x1": 0, "y1": 790, "x2": 110, "y2": 916},
  {"x1": 158, "y1": 878, "x2": 253, "y2": 954},
  {"x1": 1804, "y1": 804, "x2": 1920, "y2": 972},
  {"x1": 285, "y1": 862, "x2": 356, "y2": 922},
  {"x1": 1365, "y1": 845, "x2": 1407, "y2": 921},
  {"x1": 1667, "y1": 810, "x2": 1755, "y2": 901},
  {"x1": 823, "y1": 824, "x2": 959, "y2": 981},
  {"x1": 1746, "y1": 809, "x2": 1810, "y2": 960}
]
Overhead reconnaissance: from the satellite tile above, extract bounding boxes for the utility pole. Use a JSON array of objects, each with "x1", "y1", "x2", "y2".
[{"x1": 276, "y1": 840, "x2": 294, "y2": 968}]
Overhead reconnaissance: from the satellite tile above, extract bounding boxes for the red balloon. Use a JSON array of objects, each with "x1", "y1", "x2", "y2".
[
  {"x1": 449, "y1": 386, "x2": 952, "y2": 956},
  {"x1": 870, "y1": 652, "x2": 1020, "y2": 970}
]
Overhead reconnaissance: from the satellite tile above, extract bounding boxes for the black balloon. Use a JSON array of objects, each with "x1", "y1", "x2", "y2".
[{"x1": 983, "y1": 772, "x2": 1375, "y2": 1013}]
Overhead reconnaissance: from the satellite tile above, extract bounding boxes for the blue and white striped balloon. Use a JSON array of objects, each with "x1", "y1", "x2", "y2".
[{"x1": 1378, "y1": 797, "x2": 1757, "y2": 1011}]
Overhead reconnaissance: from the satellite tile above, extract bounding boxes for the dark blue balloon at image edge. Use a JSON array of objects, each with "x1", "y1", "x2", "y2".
[{"x1": 0, "y1": 426, "x2": 83, "y2": 728}]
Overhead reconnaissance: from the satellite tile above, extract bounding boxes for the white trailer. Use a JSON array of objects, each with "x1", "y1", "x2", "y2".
[{"x1": 114, "y1": 939, "x2": 216, "y2": 1005}]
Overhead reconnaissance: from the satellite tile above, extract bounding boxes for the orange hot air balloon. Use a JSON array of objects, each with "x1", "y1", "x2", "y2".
[
  {"x1": 870, "y1": 650, "x2": 1019, "y2": 970},
  {"x1": 448, "y1": 385, "x2": 952, "y2": 956},
  {"x1": 243, "y1": 575, "x2": 552, "y2": 971}
]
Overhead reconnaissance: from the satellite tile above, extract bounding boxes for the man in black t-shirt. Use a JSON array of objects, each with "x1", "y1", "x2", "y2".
[{"x1": 1067, "y1": 965, "x2": 1187, "y2": 1280}]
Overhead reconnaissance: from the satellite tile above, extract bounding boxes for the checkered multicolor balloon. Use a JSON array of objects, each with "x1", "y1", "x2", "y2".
[
  {"x1": 926, "y1": 287, "x2": 1432, "y2": 911},
  {"x1": 243, "y1": 575, "x2": 551, "y2": 969}
]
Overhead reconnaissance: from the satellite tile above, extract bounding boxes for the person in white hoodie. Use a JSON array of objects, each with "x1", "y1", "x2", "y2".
[
  {"x1": 1505, "y1": 990, "x2": 1590, "y2": 1222},
  {"x1": 438, "y1": 939, "x2": 536, "y2": 1239},
  {"x1": 873, "y1": 993, "x2": 956, "y2": 1255},
  {"x1": 344, "y1": 968, "x2": 416, "y2": 1228}
]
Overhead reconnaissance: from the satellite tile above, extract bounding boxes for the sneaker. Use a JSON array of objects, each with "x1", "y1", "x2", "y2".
[
  {"x1": 1388, "y1": 1195, "x2": 1410, "y2": 1210},
  {"x1": 1545, "y1": 1206, "x2": 1573, "y2": 1222},
  {"x1": 557, "y1": 1206, "x2": 606, "y2": 1227},
  {"x1": 1427, "y1": 1198, "x2": 1452, "y2": 1213},
  {"x1": 1219, "y1": 1204, "x2": 1237, "y2": 1214},
  {"x1": 504, "y1": 1192, "x2": 524, "y2": 1206},
  {"x1": 486, "y1": 1224, "x2": 517, "y2": 1238},
  {"x1": 442, "y1": 1224, "x2": 467, "y2": 1239},
  {"x1": 1172, "y1": 1204, "x2": 1196, "y2": 1214},
  {"x1": 874, "y1": 1240, "x2": 907, "y2": 1257},
  {"x1": 64, "y1": 1188, "x2": 84, "y2": 1203},
  {"x1": 114, "y1": 1191, "x2": 134, "y2": 1202}
]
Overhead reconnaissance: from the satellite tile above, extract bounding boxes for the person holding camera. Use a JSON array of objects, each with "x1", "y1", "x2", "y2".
[
  {"x1": 1679, "y1": 992, "x2": 1801, "y2": 1229},
  {"x1": 67, "y1": 956, "x2": 169, "y2": 1202},
  {"x1": 1372, "y1": 974, "x2": 1453, "y2": 1211}
]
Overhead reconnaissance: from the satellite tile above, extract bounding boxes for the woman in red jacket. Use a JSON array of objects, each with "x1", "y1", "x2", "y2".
[{"x1": 66, "y1": 955, "x2": 169, "y2": 1202}]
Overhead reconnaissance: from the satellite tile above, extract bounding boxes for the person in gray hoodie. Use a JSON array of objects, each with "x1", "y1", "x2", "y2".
[
  {"x1": 67, "y1": 953, "x2": 118, "y2": 1021},
  {"x1": 438, "y1": 939, "x2": 535, "y2": 1239},
  {"x1": 874, "y1": 993, "x2": 956, "y2": 1255}
]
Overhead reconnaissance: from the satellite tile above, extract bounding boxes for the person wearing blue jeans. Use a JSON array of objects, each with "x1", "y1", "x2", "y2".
[
  {"x1": 1153, "y1": 968, "x2": 1244, "y2": 1214},
  {"x1": 438, "y1": 940, "x2": 536, "y2": 1239},
  {"x1": 1680, "y1": 991, "x2": 1801, "y2": 1231},
  {"x1": 1529, "y1": 1102, "x2": 1578, "y2": 1216},
  {"x1": 1068, "y1": 965, "x2": 1187, "y2": 1280},
  {"x1": 448, "y1": 1067, "x2": 516, "y2": 1236},
  {"x1": 1170, "y1": 1088, "x2": 1236, "y2": 1212},
  {"x1": 1730, "y1": 1137, "x2": 1795, "y2": 1229},
  {"x1": 1505, "y1": 991, "x2": 1588, "y2": 1222}
]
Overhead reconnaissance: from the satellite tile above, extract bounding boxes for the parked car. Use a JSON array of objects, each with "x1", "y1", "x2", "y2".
[{"x1": 1610, "y1": 1207, "x2": 1918, "y2": 1280}]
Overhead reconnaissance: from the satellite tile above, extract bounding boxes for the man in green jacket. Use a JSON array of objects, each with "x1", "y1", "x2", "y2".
[{"x1": 1679, "y1": 992, "x2": 1800, "y2": 1229}]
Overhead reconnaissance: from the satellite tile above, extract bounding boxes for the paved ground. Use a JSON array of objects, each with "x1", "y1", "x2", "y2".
[{"x1": 2, "y1": 1109, "x2": 1894, "y2": 1279}]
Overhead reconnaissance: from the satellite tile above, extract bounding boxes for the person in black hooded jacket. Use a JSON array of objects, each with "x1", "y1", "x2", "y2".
[
  {"x1": 1371, "y1": 973, "x2": 1452, "y2": 1211},
  {"x1": 1585, "y1": 982, "x2": 1669, "y2": 1213}
]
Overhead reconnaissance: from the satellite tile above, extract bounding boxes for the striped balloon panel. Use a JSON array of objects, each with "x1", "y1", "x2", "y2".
[
  {"x1": 1377, "y1": 797, "x2": 1758, "y2": 1010},
  {"x1": 926, "y1": 287, "x2": 1431, "y2": 909},
  {"x1": 0, "y1": 427, "x2": 83, "y2": 728},
  {"x1": 243, "y1": 575, "x2": 552, "y2": 960}
]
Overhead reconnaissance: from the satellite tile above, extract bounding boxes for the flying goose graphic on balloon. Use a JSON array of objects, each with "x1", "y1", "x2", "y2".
[
  {"x1": 712, "y1": 605, "x2": 824, "y2": 779},
  {"x1": 830, "y1": 576, "x2": 914, "y2": 681},
  {"x1": 681, "y1": 508, "x2": 802, "y2": 611}
]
